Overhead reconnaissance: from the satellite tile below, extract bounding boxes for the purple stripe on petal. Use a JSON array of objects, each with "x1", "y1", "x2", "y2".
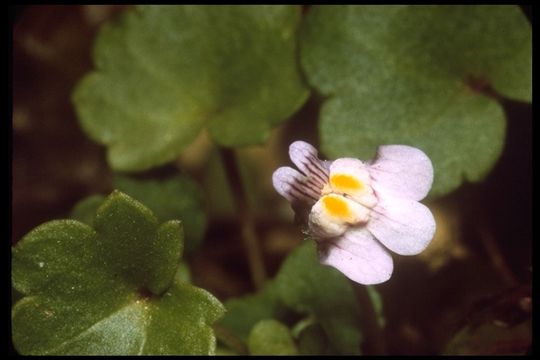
[
  {"x1": 272, "y1": 167, "x2": 319, "y2": 206},
  {"x1": 289, "y1": 141, "x2": 329, "y2": 187}
]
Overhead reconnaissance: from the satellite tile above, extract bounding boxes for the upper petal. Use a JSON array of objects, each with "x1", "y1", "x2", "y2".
[
  {"x1": 367, "y1": 145, "x2": 433, "y2": 201},
  {"x1": 318, "y1": 227, "x2": 393, "y2": 285},
  {"x1": 367, "y1": 196, "x2": 436, "y2": 256},
  {"x1": 328, "y1": 158, "x2": 377, "y2": 208},
  {"x1": 289, "y1": 141, "x2": 330, "y2": 189},
  {"x1": 272, "y1": 166, "x2": 319, "y2": 206}
]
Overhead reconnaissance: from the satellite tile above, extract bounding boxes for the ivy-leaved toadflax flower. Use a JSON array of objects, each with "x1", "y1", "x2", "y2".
[{"x1": 272, "y1": 141, "x2": 436, "y2": 285}]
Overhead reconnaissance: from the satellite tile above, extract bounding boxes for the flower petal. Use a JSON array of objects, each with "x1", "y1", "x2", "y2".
[
  {"x1": 368, "y1": 145, "x2": 433, "y2": 201},
  {"x1": 272, "y1": 166, "x2": 320, "y2": 207},
  {"x1": 309, "y1": 194, "x2": 370, "y2": 238},
  {"x1": 328, "y1": 158, "x2": 377, "y2": 208},
  {"x1": 289, "y1": 141, "x2": 330, "y2": 189},
  {"x1": 367, "y1": 196, "x2": 436, "y2": 256},
  {"x1": 318, "y1": 227, "x2": 393, "y2": 285}
]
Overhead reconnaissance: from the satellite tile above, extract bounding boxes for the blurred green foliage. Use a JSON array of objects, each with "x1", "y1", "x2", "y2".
[{"x1": 72, "y1": 5, "x2": 309, "y2": 171}]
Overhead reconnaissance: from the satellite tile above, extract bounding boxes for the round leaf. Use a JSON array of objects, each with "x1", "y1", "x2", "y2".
[
  {"x1": 300, "y1": 5, "x2": 531, "y2": 197},
  {"x1": 73, "y1": 5, "x2": 309, "y2": 171},
  {"x1": 248, "y1": 319, "x2": 298, "y2": 355}
]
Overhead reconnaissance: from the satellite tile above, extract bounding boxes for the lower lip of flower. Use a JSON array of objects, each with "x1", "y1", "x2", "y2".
[
  {"x1": 309, "y1": 191, "x2": 374, "y2": 239},
  {"x1": 320, "y1": 193, "x2": 373, "y2": 224},
  {"x1": 322, "y1": 194, "x2": 352, "y2": 219}
]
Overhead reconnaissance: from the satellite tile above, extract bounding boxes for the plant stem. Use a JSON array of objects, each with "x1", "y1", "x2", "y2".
[
  {"x1": 219, "y1": 147, "x2": 267, "y2": 290},
  {"x1": 477, "y1": 219, "x2": 518, "y2": 287},
  {"x1": 354, "y1": 285, "x2": 387, "y2": 355}
]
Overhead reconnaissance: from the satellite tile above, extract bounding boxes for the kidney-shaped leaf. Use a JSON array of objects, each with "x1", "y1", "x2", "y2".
[
  {"x1": 300, "y1": 5, "x2": 531, "y2": 197},
  {"x1": 73, "y1": 5, "x2": 309, "y2": 171},
  {"x1": 12, "y1": 191, "x2": 224, "y2": 355}
]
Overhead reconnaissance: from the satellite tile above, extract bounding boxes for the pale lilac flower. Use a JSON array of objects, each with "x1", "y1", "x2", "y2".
[{"x1": 272, "y1": 141, "x2": 436, "y2": 285}]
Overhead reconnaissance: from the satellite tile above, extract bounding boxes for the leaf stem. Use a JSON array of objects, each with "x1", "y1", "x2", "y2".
[
  {"x1": 354, "y1": 285, "x2": 387, "y2": 355},
  {"x1": 290, "y1": 314, "x2": 317, "y2": 338},
  {"x1": 477, "y1": 219, "x2": 518, "y2": 287},
  {"x1": 219, "y1": 147, "x2": 267, "y2": 290}
]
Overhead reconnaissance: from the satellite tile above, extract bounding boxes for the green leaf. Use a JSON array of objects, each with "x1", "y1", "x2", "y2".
[
  {"x1": 73, "y1": 5, "x2": 309, "y2": 172},
  {"x1": 297, "y1": 323, "x2": 336, "y2": 355},
  {"x1": 248, "y1": 319, "x2": 298, "y2": 355},
  {"x1": 70, "y1": 194, "x2": 105, "y2": 225},
  {"x1": 274, "y1": 241, "x2": 362, "y2": 355},
  {"x1": 70, "y1": 173, "x2": 207, "y2": 256},
  {"x1": 94, "y1": 191, "x2": 181, "y2": 294},
  {"x1": 218, "y1": 241, "x2": 363, "y2": 354},
  {"x1": 300, "y1": 5, "x2": 531, "y2": 197},
  {"x1": 218, "y1": 281, "x2": 287, "y2": 342},
  {"x1": 141, "y1": 283, "x2": 224, "y2": 355},
  {"x1": 173, "y1": 262, "x2": 192, "y2": 284},
  {"x1": 12, "y1": 191, "x2": 224, "y2": 355},
  {"x1": 113, "y1": 174, "x2": 207, "y2": 255}
]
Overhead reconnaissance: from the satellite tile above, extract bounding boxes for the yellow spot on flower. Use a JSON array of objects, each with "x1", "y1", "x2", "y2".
[
  {"x1": 322, "y1": 194, "x2": 350, "y2": 219},
  {"x1": 330, "y1": 174, "x2": 364, "y2": 192}
]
